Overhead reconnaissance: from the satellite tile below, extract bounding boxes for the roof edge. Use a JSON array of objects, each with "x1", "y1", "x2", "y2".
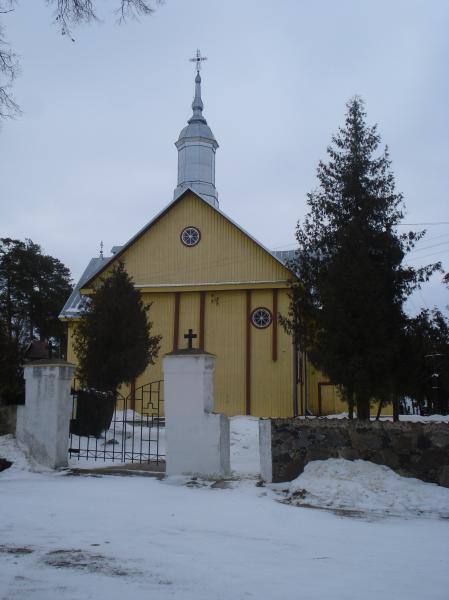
[{"x1": 81, "y1": 187, "x2": 293, "y2": 290}]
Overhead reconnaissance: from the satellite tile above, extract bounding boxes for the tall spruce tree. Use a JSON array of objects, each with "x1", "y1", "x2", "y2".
[
  {"x1": 73, "y1": 263, "x2": 161, "y2": 393},
  {"x1": 283, "y1": 97, "x2": 439, "y2": 419}
]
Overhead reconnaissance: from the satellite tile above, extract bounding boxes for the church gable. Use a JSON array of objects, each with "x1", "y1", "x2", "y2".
[{"x1": 82, "y1": 191, "x2": 290, "y2": 291}]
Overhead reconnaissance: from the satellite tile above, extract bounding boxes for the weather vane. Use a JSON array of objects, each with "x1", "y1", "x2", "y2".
[
  {"x1": 99, "y1": 240, "x2": 104, "y2": 259},
  {"x1": 189, "y1": 49, "x2": 207, "y2": 73}
]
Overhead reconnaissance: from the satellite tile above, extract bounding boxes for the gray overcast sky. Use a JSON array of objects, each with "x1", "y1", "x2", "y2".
[{"x1": 1, "y1": 0, "x2": 448, "y2": 313}]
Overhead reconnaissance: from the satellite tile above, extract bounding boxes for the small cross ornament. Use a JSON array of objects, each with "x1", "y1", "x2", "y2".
[
  {"x1": 184, "y1": 329, "x2": 197, "y2": 350},
  {"x1": 189, "y1": 49, "x2": 207, "y2": 73}
]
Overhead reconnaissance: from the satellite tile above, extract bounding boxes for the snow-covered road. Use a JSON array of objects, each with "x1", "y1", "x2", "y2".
[{"x1": 1, "y1": 417, "x2": 449, "y2": 600}]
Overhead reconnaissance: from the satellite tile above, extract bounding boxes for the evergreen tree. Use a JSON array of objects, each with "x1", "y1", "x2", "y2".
[
  {"x1": 283, "y1": 97, "x2": 440, "y2": 419},
  {"x1": 0, "y1": 238, "x2": 72, "y2": 346},
  {"x1": 405, "y1": 309, "x2": 449, "y2": 414},
  {"x1": 73, "y1": 263, "x2": 161, "y2": 393},
  {"x1": 0, "y1": 238, "x2": 72, "y2": 404},
  {"x1": 0, "y1": 317, "x2": 24, "y2": 404}
]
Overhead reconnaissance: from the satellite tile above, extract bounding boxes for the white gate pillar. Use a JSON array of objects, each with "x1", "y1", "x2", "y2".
[
  {"x1": 163, "y1": 350, "x2": 230, "y2": 478},
  {"x1": 16, "y1": 360, "x2": 75, "y2": 469}
]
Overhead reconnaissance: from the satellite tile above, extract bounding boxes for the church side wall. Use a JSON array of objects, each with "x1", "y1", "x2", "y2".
[{"x1": 300, "y1": 358, "x2": 392, "y2": 417}]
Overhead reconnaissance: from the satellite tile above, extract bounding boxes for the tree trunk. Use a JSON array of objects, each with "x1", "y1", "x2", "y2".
[
  {"x1": 392, "y1": 396, "x2": 400, "y2": 422},
  {"x1": 376, "y1": 399, "x2": 383, "y2": 421},
  {"x1": 356, "y1": 396, "x2": 371, "y2": 420},
  {"x1": 346, "y1": 388, "x2": 354, "y2": 419}
]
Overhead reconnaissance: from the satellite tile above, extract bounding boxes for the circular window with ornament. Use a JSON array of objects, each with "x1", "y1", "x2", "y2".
[
  {"x1": 180, "y1": 226, "x2": 201, "y2": 247},
  {"x1": 251, "y1": 307, "x2": 272, "y2": 329}
]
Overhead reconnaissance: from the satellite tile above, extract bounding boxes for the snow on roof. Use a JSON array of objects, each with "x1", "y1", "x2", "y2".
[{"x1": 59, "y1": 257, "x2": 109, "y2": 319}]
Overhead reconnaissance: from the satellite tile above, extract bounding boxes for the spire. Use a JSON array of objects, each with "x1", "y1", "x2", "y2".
[
  {"x1": 189, "y1": 71, "x2": 206, "y2": 124},
  {"x1": 173, "y1": 50, "x2": 219, "y2": 208}
]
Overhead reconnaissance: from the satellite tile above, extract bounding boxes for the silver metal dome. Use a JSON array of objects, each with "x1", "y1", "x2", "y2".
[{"x1": 174, "y1": 70, "x2": 219, "y2": 207}]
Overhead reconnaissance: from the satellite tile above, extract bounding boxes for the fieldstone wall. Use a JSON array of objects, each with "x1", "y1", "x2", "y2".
[{"x1": 267, "y1": 418, "x2": 449, "y2": 487}]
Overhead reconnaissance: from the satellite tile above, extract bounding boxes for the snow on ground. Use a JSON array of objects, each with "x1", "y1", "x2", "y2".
[
  {"x1": 1, "y1": 421, "x2": 449, "y2": 600},
  {"x1": 324, "y1": 413, "x2": 449, "y2": 422},
  {"x1": 68, "y1": 414, "x2": 260, "y2": 474},
  {"x1": 286, "y1": 458, "x2": 449, "y2": 518},
  {"x1": 230, "y1": 416, "x2": 260, "y2": 476}
]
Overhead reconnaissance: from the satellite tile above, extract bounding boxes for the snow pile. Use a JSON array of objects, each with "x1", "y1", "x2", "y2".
[
  {"x1": 230, "y1": 416, "x2": 260, "y2": 476},
  {"x1": 0, "y1": 434, "x2": 35, "y2": 477},
  {"x1": 287, "y1": 459, "x2": 449, "y2": 517}
]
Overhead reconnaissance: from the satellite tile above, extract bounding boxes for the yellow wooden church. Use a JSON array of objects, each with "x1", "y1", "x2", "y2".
[{"x1": 60, "y1": 54, "x2": 346, "y2": 418}]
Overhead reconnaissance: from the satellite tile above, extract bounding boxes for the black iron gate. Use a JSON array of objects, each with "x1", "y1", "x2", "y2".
[{"x1": 69, "y1": 380, "x2": 164, "y2": 464}]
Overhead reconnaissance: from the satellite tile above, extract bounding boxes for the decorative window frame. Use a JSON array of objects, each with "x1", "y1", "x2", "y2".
[
  {"x1": 250, "y1": 307, "x2": 272, "y2": 329},
  {"x1": 180, "y1": 226, "x2": 201, "y2": 247}
]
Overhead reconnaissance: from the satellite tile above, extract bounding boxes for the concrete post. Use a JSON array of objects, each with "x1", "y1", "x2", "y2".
[
  {"x1": 163, "y1": 350, "x2": 230, "y2": 478},
  {"x1": 16, "y1": 360, "x2": 75, "y2": 469},
  {"x1": 259, "y1": 419, "x2": 273, "y2": 483}
]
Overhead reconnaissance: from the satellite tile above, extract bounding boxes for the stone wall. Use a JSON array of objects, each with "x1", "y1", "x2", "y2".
[{"x1": 262, "y1": 418, "x2": 449, "y2": 487}]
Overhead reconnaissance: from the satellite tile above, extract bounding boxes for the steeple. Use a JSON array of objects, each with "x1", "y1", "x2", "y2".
[{"x1": 173, "y1": 50, "x2": 219, "y2": 208}]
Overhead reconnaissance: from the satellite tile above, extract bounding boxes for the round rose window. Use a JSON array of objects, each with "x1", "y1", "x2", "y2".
[
  {"x1": 251, "y1": 307, "x2": 272, "y2": 329},
  {"x1": 180, "y1": 226, "x2": 201, "y2": 247}
]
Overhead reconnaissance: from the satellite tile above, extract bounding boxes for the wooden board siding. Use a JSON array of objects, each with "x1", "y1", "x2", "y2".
[
  {"x1": 67, "y1": 323, "x2": 77, "y2": 365},
  {"x1": 272, "y1": 288, "x2": 278, "y2": 362},
  {"x1": 177, "y1": 292, "x2": 200, "y2": 350},
  {"x1": 84, "y1": 193, "x2": 290, "y2": 290},
  {"x1": 67, "y1": 288, "x2": 295, "y2": 418},
  {"x1": 199, "y1": 291, "x2": 206, "y2": 350},
  {"x1": 250, "y1": 289, "x2": 293, "y2": 417},
  {"x1": 134, "y1": 292, "x2": 176, "y2": 389},
  {"x1": 204, "y1": 290, "x2": 247, "y2": 416}
]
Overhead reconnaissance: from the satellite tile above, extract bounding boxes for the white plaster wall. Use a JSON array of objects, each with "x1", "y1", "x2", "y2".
[
  {"x1": 259, "y1": 419, "x2": 273, "y2": 483},
  {"x1": 16, "y1": 362, "x2": 75, "y2": 469},
  {"x1": 163, "y1": 353, "x2": 230, "y2": 478}
]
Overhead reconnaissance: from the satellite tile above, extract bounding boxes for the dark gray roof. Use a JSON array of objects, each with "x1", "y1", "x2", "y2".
[{"x1": 59, "y1": 257, "x2": 109, "y2": 319}]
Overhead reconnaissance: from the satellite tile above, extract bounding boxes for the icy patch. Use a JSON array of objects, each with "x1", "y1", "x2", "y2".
[
  {"x1": 286, "y1": 458, "x2": 449, "y2": 517},
  {"x1": 230, "y1": 416, "x2": 260, "y2": 476}
]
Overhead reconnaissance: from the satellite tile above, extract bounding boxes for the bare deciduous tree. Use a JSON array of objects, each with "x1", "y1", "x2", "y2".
[
  {"x1": 0, "y1": 0, "x2": 160, "y2": 120},
  {"x1": 0, "y1": 1, "x2": 20, "y2": 119}
]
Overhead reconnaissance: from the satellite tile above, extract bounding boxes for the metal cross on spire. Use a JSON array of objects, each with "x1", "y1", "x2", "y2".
[{"x1": 189, "y1": 49, "x2": 207, "y2": 73}]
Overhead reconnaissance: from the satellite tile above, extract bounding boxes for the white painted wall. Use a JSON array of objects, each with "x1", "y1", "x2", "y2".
[
  {"x1": 163, "y1": 352, "x2": 230, "y2": 478},
  {"x1": 16, "y1": 361, "x2": 75, "y2": 469},
  {"x1": 259, "y1": 419, "x2": 273, "y2": 483}
]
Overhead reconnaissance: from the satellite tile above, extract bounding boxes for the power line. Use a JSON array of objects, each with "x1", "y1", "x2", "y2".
[
  {"x1": 409, "y1": 240, "x2": 449, "y2": 255},
  {"x1": 398, "y1": 221, "x2": 449, "y2": 226},
  {"x1": 407, "y1": 249, "x2": 449, "y2": 262}
]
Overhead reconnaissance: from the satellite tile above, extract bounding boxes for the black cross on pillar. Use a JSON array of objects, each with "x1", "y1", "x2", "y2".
[{"x1": 184, "y1": 329, "x2": 197, "y2": 350}]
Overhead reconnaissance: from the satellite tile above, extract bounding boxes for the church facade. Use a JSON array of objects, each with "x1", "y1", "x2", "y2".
[{"x1": 61, "y1": 58, "x2": 345, "y2": 418}]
